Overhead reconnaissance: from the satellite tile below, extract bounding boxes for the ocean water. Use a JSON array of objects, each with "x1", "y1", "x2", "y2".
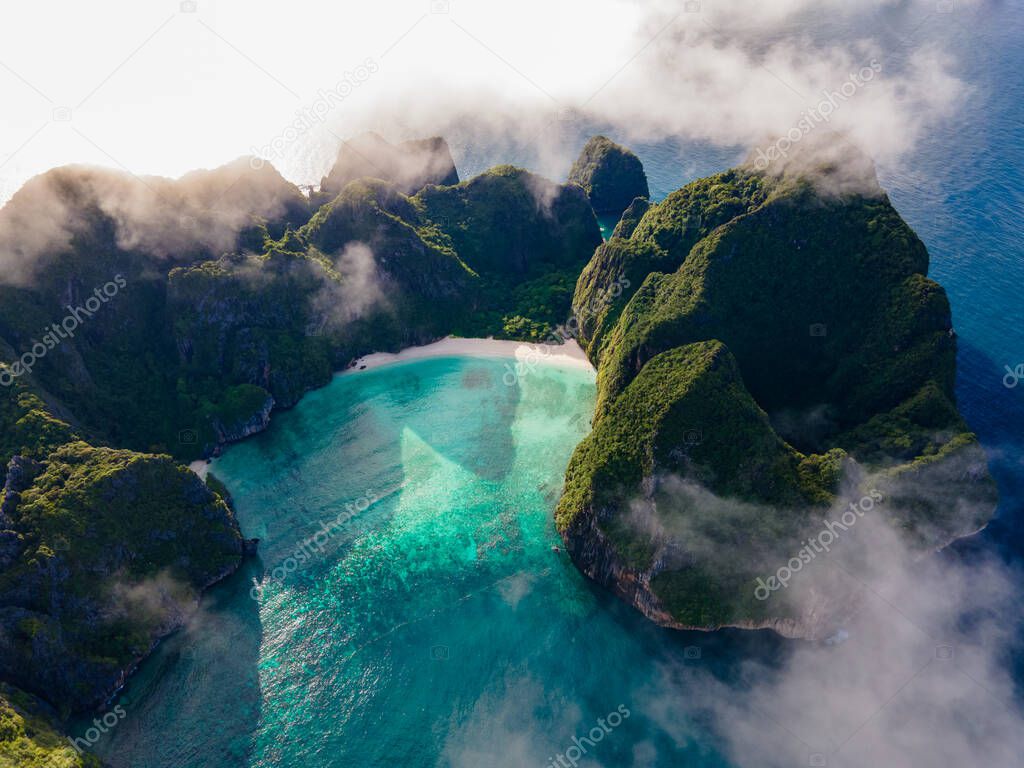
[{"x1": 81, "y1": 4, "x2": 1024, "y2": 766}]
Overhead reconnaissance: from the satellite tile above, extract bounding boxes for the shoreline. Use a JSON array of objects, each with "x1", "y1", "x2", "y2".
[
  {"x1": 188, "y1": 336, "x2": 595, "y2": 478},
  {"x1": 342, "y1": 336, "x2": 594, "y2": 375}
]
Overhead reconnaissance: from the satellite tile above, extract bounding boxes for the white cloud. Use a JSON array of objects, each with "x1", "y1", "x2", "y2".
[{"x1": 0, "y1": 0, "x2": 971, "y2": 201}]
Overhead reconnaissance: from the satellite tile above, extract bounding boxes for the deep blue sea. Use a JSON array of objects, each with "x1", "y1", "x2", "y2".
[{"x1": 82, "y1": 4, "x2": 1023, "y2": 766}]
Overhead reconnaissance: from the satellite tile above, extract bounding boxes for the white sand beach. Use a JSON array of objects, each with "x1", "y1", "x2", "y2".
[
  {"x1": 343, "y1": 336, "x2": 594, "y2": 374},
  {"x1": 186, "y1": 337, "x2": 594, "y2": 479}
]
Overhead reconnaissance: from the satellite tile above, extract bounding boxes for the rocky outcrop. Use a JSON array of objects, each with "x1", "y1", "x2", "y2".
[
  {"x1": 416, "y1": 165, "x2": 601, "y2": 277},
  {"x1": 0, "y1": 456, "x2": 40, "y2": 570},
  {"x1": 0, "y1": 442, "x2": 245, "y2": 712},
  {"x1": 561, "y1": 501, "x2": 845, "y2": 639},
  {"x1": 568, "y1": 136, "x2": 650, "y2": 215},
  {"x1": 610, "y1": 196, "x2": 651, "y2": 240},
  {"x1": 558, "y1": 153, "x2": 997, "y2": 637},
  {"x1": 318, "y1": 132, "x2": 459, "y2": 198},
  {"x1": 209, "y1": 391, "x2": 274, "y2": 449}
]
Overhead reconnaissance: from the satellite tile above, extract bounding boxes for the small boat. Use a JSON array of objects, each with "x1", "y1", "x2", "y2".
[{"x1": 551, "y1": 545, "x2": 561, "y2": 553}]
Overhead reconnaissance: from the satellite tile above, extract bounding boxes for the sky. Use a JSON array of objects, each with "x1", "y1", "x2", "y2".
[{"x1": 0, "y1": 0, "x2": 973, "y2": 202}]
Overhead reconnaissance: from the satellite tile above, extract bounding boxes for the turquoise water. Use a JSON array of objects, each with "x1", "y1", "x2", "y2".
[
  {"x1": 596, "y1": 213, "x2": 619, "y2": 240},
  {"x1": 88, "y1": 357, "x2": 752, "y2": 767}
]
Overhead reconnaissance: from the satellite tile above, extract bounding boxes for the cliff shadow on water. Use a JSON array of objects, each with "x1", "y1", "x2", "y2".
[{"x1": 950, "y1": 340, "x2": 1024, "y2": 558}]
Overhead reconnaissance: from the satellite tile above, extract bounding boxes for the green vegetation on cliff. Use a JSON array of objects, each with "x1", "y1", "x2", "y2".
[
  {"x1": 0, "y1": 685, "x2": 99, "y2": 768},
  {"x1": 592, "y1": 175, "x2": 946, "y2": 426},
  {"x1": 572, "y1": 169, "x2": 772, "y2": 360},
  {"x1": 416, "y1": 165, "x2": 601, "y2": 339},
  {"x1": 0, "y1": 382, "x2": 77, "y2": 469},
  {"x1": 558, "y1": 156, "x2": 996, "y2": 632},
  {"x1": 0, "y1": 438, "x2": 244, "y2": 712},
  {"x1": 568, "y1": 136, "x2": 650, "y2": 215},
  {"x1": 556, "y1": 341, "x2": 844, "y2": 626},
  {"x1": 558, "y1": 341, "x2": 831, "y2": 536},
  {"x1": 0, "y1": 358, "x2": 245, "y2": 725}
]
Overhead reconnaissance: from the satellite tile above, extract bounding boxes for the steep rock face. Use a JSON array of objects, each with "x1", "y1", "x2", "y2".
[
  {"x1": 0, "y1": 456, "x2": 41, "y2": 528},
  {"x1": 0, "y1": 457, "x2": 40, "y2": 571},
  {"x1": 568, "y1": 136, "x2": 650, "y2": 216},
  {"x1": 208, "y1": 388, "x2": 274, "y2": 451},
  {"x1": 0, "y1": 380, "x2": 253, "y2": 730},
  {"x1": 558, "y1": 342, "x2": 842, "y2": 632},
  {"x1": 0, "y1": 441, "x2": 244, "y2": 713},
  {"x1": 301, "y1": 179, "x2": 473, "y2": 301},
  {"x1": 416, "y1": 165, "x2": 601, "y2": 277},
  {"x1": 168, "y1": 254, "x2": 338, "y2": 417},
  {"x1": 558, "y1": 158, "x2": 997, "y2": 637},
  {"x1": 414, "y1": 165, "x2": 602, "y2": 339},
  {"x1": 0, "y1": 161, "x2": 310, "y2": 457},
  {"x1": 610, "y1": 196, "x2": 651, "y2": 240},
  {"x1": 318, "y1": 132, "x2": 459, "y2": 198},
  {"x1": 572, "y1": 169, "x2": 772, "y2": 361}
]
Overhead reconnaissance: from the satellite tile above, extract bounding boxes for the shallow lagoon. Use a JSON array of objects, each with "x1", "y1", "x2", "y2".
[{"x1": 89, "y1": 356, "x2": 757, "y2": 767}]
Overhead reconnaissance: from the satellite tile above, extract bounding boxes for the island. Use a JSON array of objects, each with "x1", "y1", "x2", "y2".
[
  {"x1": 568, "y1": 135, "x2": 650, "y2": 216},
  {"x1": 557, "y1": 146, "x2": 997, "y2": 637}
]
